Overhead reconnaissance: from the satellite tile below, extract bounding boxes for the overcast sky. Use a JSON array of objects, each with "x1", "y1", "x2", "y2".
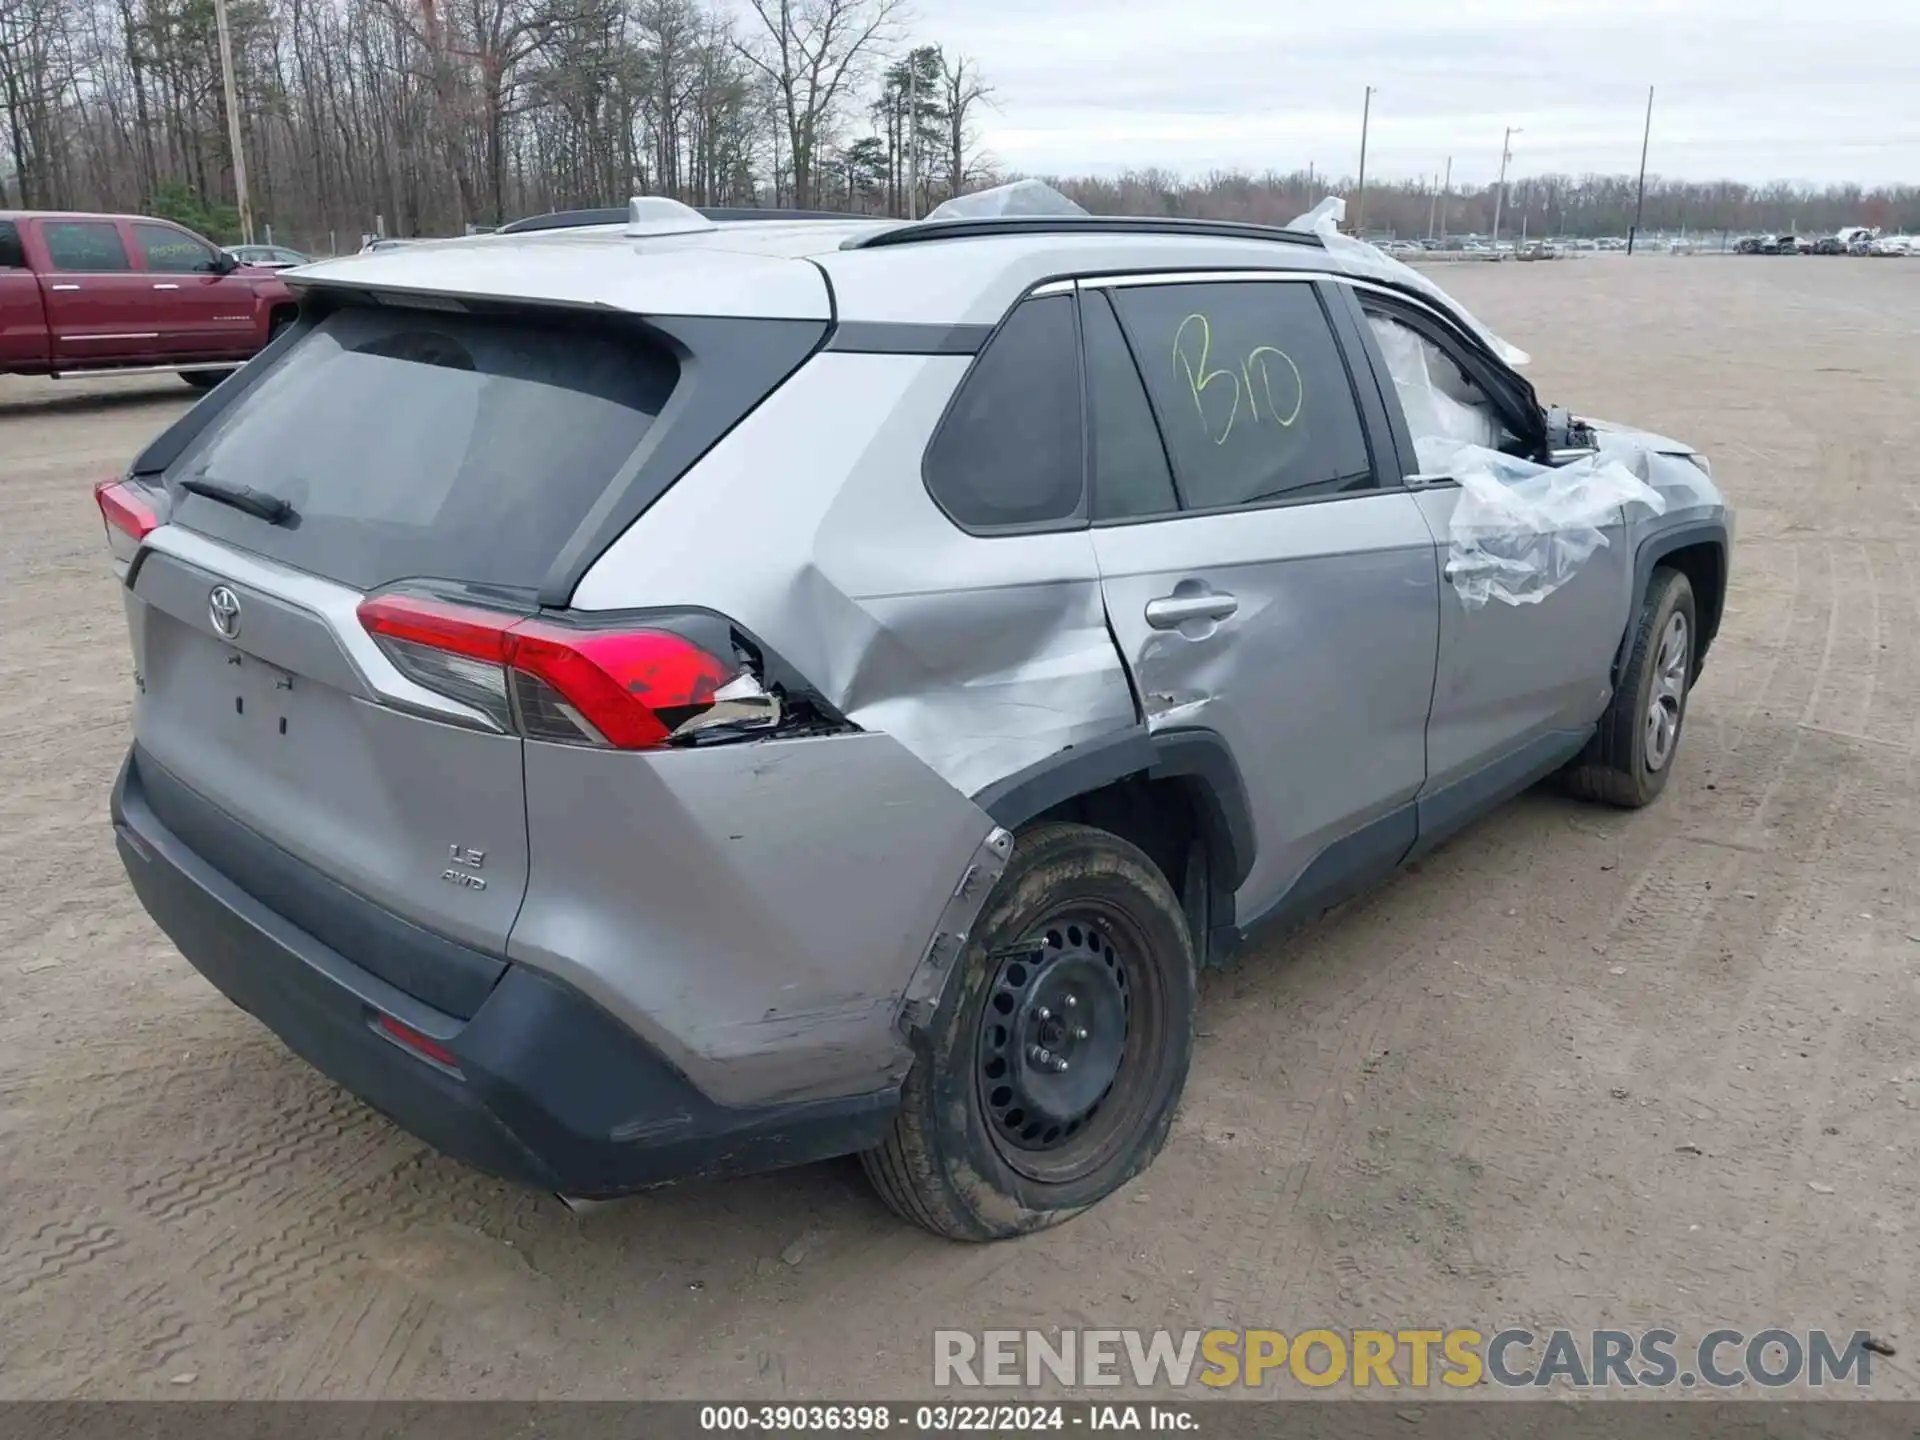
[{"x1": 910, "y1": 0, "x2": 1919, "y2": 188}]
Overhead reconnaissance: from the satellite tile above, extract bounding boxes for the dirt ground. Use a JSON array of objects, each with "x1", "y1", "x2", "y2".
[{"x1": 1, "y1": 257, "x2": 1917, "y2": 1401}]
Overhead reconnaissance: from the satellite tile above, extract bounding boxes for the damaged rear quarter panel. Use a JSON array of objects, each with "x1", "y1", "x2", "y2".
[
  {"x1": 570, "y1": 351, "x2": 1139, "y2": 797},
  {"x1": 509, "y1": 733, "x2": 997, "y2": 1107},
  {"x1": 554, "y1": 351, "x2": 1140, "y2": 1105}
]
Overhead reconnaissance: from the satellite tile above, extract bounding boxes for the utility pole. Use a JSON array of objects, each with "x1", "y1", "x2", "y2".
[
  {"x1": 1354, "y1": 86, "x2": 1374, "y2": 232},
  {"x1": 1439, "y1": 155, "x2": 1451, "y2": 242},
  {"x1": 1628, "y1": 85, "x2": 1655, "y2": 255},
  {"x1": 213, "y1": 0, "x2": 253, "y2": 243},
  {"x1": 1426, "y1": 174, "x2": 1438, "y2": 240},
  {"x1": 906, "y1": 60, "x2": 919, "y2": 220},
  {"x1": 1490, "y1": 126, "x2": 1520, "y2": 248}
]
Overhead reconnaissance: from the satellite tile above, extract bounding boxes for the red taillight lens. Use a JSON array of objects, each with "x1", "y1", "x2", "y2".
[
  {"x1": 374, "y1": 1014, "x2": 461, "y2": 1072},
  {"x1": 357, "y1": 592, "x2": 763, "y2": 749},
  {"x1": 95, "y1": 478, "x2": 161, "y2": 562}
]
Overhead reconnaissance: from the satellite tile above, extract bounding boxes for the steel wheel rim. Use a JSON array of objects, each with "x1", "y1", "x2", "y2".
[
  {"x1": 1645, "y1": 611, "x2": 1690, "y2": 772},
  {"x1": 975, "y1": 903, "x2": 1159, "y2": 1185}
]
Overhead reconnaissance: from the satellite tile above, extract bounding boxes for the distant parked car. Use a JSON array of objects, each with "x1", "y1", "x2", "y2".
[
  {"x1": 0, "y1": 208, "x2": 294, "y2": 388},
  {"x1": 226, "y1": 243, "x2": 309, "y2": 269},
  {"x1": 1848, "y1": 236, "x2": 1875, "y2": 256},
  {"x1": 1870, "y1": 235, "x2": 1914, "y2": 256},
  {"x1": 1813, "y1": 237, "x2": 1846, "y2": 256}
]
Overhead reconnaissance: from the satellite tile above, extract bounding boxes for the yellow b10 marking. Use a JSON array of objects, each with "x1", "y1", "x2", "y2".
[{"x1": 1173, "y1": 313, "x2": 1303, "y2": 445}]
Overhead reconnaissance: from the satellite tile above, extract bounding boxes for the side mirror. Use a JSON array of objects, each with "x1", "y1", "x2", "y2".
[{"x1": 211, "y1": 250, "x2": 241, "y2": 274}]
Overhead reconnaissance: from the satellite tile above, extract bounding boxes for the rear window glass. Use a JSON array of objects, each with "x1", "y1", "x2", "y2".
[
  {"x1": 923, "y1": 295, "x2": 1084, "y2": 530},
  {"x1": 169, "y1": 306, "x2": 677, "y2": 591},
  {"x1": 44, "y1": 220, "x2": 130, "y2": 271}
]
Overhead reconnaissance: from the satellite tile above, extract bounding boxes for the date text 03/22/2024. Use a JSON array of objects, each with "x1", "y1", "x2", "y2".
[{"x1": 698, "y1": 1404, "x2": 1190, "y2": 1432}]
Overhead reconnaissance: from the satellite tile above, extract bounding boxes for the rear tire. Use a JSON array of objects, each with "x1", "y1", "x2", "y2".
[
  {"x1": 1564, "y1": 567, "x2": 1697, "y2": 808},
  {"x1": 180, "y1": 370, "x2": 231, "y2": 390},
  {"x1": 861, "y1": 822, "x2": 1196, "y2": 1240}
]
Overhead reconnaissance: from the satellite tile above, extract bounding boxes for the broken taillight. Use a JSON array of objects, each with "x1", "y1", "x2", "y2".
[
  {"x1": 94, "y1": 477, "x2": 162, "y2": 563},
  {"x1": 356, "y1": 591, "x2": 788, "y2": 749}
]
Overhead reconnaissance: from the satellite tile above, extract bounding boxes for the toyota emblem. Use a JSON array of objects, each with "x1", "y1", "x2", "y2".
[{"x1": 208, "y1": 585, "x2": 242, "y2": 640}]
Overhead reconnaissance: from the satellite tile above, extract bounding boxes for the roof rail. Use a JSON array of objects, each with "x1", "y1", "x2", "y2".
[
  {"x1": 843, "y1": 215, "x2": 1328, "y2": 251},
  {"x1": 497, "y1": 204, "x2": 865, "y2": 236}
]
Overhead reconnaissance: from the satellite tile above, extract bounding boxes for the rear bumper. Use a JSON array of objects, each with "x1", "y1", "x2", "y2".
[{"x1": 111, "y1": 750, "x2": 897, "y2": 1197}]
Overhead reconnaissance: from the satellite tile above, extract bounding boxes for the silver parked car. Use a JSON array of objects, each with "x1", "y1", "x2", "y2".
[
  {"x1": 225, "y1": 243, "x2": 310, "y2": 269},
  {"x1": 97, "y1": 199, "x2": 1731, "y2": 1239}
]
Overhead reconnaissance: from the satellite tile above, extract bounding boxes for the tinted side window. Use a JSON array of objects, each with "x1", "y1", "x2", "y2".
[
  {"x1": 924, "y1": 295, "x2": 1084, "y2": 529},
  {"x1": 134, "y1": 222, "x2": 219, "y2": 274},
  {"x1": 1112, "y1": 281, "x2": 1373, "y2": 510},
  {"x1": 0, "y1": 221, "x2": 24, "y2": 269},
  {"x1": 1084, "y1": 290, "x2": 1178, "y2": 521},
  {"x1": 43, "y1": 221, "x2": 131, "y2": 272}
]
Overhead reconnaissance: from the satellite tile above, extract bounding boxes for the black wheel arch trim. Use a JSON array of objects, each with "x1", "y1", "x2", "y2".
[
  {"x1": 972, "y1": 724, "x2": 1257, "y2": 935},
  {"x1": 1621, "y1": 519, "x2": 1729, "y2": 679},
  {"x1": 973, "y1": 726, "x2": 1158, "y2": 832}
]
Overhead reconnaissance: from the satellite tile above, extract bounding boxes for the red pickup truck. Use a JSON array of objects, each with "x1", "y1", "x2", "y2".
[{"x1": 0, "y1": 210, "x2": 296, "y2": 389}]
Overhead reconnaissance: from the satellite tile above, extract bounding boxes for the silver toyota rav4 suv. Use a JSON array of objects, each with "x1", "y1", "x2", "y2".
[{"x1": 100, "y1": 199, "x2": 1731, "y2": 1240}]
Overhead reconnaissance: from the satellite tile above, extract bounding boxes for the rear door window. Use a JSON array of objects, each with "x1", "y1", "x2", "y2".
[
  {"x1": 923, "y1": 294, "x2": 1085, "y2": 530},
  {"x1": 0, "y1": 221, "x2": 24, "y2": 269},
  {"x1": 168, "y1": 305, "x2": 678, "y2": 592},
  {"x1": 43, "y1": 221, "x2": 131, "y2": 272},
  {"x1": 1111, "y1": 280, "x2": 1374, "y2": 511},
  {"x1": 1083, "y1": 289, "x2": 1178, "y2": 521}
]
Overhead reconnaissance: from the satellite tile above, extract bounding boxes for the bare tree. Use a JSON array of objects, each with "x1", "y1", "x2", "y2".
[
  {"x1": 937, "y1": 46, "x2": 987, "y2": 201},
  {"x1": 734, "y1": 0, "x2": 898, "y2": 209},
  {"x1": 6, "y1": 0, "x2": 1916, "y2": 260}
]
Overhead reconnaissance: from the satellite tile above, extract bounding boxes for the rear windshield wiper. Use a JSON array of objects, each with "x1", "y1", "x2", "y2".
[{"x1": 178, "y1": 476, "x2": 296, "y2": 525}]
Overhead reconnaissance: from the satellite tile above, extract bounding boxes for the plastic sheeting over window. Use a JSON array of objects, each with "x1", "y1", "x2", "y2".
[
  {"x1": 1367, "y1": 314, "x2": 1505, "y2": 451},
  {"x1": 1354, "y1": 261, "x2": 1668, "y2": 609},
  {"x1": 1287, "y1": 196, "x2": 1530, "y2": 368},
  {"x1": 925, "y1": 180, "x2": 1089, "y2": 221}
]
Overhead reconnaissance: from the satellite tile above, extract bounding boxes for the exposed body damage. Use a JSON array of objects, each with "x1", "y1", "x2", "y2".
[{"x1": 103, "y1": 192, "x2": 1732, "y2": 1230}]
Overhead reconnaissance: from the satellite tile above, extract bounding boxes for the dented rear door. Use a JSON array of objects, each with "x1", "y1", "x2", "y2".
[{"x1": 1087, "y1": 276, "x2": 1439, "y2": 922}]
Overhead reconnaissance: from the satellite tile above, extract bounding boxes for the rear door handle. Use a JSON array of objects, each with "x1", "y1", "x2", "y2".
[
  {"x1": 50, "y1": 283, "x2": 80, "y2": 291},
  {"x1": 152, "y1": 282, "x2": 180, "y2": 290},
  {"x1": 1145, "y1": 592, "x2": 1239, "y2": 629}
]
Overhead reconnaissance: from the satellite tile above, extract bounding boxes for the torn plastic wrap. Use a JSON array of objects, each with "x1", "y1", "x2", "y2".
[
  {"x1": 1368, "y1": 314, "x2": 1504, "y2": 450},
  {"x1": 925, "y1": 180, "x2": 1089, "y2": 221},
  {"x1": 1288, "y1": 196, "x2": 1531, "y2": 368},
  {"x1": 1423, "y1": 437, "x2": 1669, "y2": 609}
]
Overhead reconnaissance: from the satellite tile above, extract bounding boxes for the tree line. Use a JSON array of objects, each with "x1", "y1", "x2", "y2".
[
  {"x1": 3, "y1": 0, "x2": 1915, "y2": 253},
  {"x1": 1054, "y1": 170, "x2": 1920, "y2": 243},
  {"x1": 0, "y1": 0, "x2": 987, "y2": 246}
]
